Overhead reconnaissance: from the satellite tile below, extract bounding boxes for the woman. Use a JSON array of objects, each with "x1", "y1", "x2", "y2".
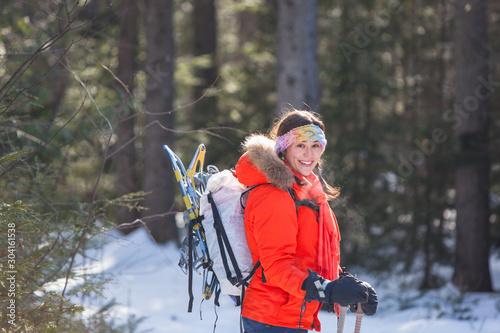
[{"x1": 235, "y1": 110, "x2": 377, "y2": 332}]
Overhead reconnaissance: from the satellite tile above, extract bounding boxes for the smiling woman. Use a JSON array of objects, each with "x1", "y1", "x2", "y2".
[{"x1": 233, "y1": 109, "x2": 378, "y2": 332}]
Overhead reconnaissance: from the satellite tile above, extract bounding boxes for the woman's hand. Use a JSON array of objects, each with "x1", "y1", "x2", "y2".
[{"x1": 301, "y1": 270, "x2": 371, "y2": 308}]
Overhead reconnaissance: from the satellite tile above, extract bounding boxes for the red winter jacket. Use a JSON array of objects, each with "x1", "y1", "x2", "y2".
[{"x1": 235, "y1": 135, "x2": 341, "y2": 331}]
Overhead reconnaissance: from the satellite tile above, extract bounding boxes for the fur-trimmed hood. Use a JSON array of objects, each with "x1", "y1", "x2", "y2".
[{"x1": 235, "y1": 134, "x2": 295, "y2": 190}]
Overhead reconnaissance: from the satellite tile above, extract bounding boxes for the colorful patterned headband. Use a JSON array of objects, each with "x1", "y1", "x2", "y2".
[{"x1": 274, "y1": 124, "x2": 327, "y2": 154}]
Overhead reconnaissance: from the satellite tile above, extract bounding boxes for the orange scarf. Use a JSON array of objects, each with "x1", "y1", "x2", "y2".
[{"x1": 290, "y1": 169, "x2": 341, "y2": 281}]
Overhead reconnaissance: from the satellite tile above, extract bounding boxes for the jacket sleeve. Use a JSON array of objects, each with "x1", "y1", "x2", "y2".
[{"x1": 247, "y1": 185, "x2": 308, "y2": 298}]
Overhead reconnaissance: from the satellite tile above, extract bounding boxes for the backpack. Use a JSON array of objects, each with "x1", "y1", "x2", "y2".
[
  {"x1": 164, "y1": 143, "x2": 261, "y2": 312},
  {"x1": 199, "y1": 169, "x2": 261, "y2": 305}
]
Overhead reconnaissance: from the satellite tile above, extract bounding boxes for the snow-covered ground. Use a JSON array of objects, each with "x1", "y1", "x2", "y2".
[{"x1": 75, "y1": 228, "x2": 500, "y2": 332}]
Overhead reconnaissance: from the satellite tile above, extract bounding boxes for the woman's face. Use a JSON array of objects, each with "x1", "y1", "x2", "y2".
[{"x1": 283, "y1": 140, "x2": 322, "y2": 176}]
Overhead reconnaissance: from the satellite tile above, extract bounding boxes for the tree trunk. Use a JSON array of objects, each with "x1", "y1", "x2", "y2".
[
  {"x1": 238, "y1": 9, "x2": 258, "y2": 46},
  {"x1": 143, "y1": 0, "x2": 177, "y2": 243},
  {"x1": 453, "y1": 0, "x2": 492, "y2": 291},
  {"x1": 192, "y1": 0, "x2": 217, "y2": 129},
  {"x1": 276, "y1": 0, "x2": 319, "y2": 113},
  {"x1": 115, "y1": 0, "x2": 140, "y2": 231}
]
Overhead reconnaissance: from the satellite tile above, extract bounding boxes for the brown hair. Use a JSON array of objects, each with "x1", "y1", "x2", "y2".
[
  {"x1": 270, "y1": 110, "x2": 326, "y2": 138},
  {"x1": 269, "y1": 110, "x2": 340, "y2": 200}
]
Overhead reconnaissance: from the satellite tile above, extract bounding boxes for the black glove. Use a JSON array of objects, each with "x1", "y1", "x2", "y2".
[
  {"x1": 349, "y1": 281, "x2": 378, "y2": 315},
  {"x1": 301, "y1": 269, "x2": 368, "y2": 307}
]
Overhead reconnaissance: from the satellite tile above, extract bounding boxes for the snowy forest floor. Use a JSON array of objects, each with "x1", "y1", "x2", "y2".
[{"x1": 58, "y1": 228, "x2": 500, "y2": 333}]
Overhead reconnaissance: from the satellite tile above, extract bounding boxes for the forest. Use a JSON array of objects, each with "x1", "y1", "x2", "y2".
[{"x1": 0, "y1": 0, "x2": 499, "y2": 331}]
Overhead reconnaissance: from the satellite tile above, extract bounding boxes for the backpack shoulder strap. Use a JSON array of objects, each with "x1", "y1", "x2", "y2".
[
  {"x1": 239, "y1": 183, "x2": 270, "y2": 209},
  {"x1": 240, "y1": 183, "x2": 297, "y2": 209}
]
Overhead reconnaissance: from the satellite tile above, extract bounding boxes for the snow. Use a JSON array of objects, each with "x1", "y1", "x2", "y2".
[{"x1": 73, "y1": 228, "x2": 500, "y2": 332}]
